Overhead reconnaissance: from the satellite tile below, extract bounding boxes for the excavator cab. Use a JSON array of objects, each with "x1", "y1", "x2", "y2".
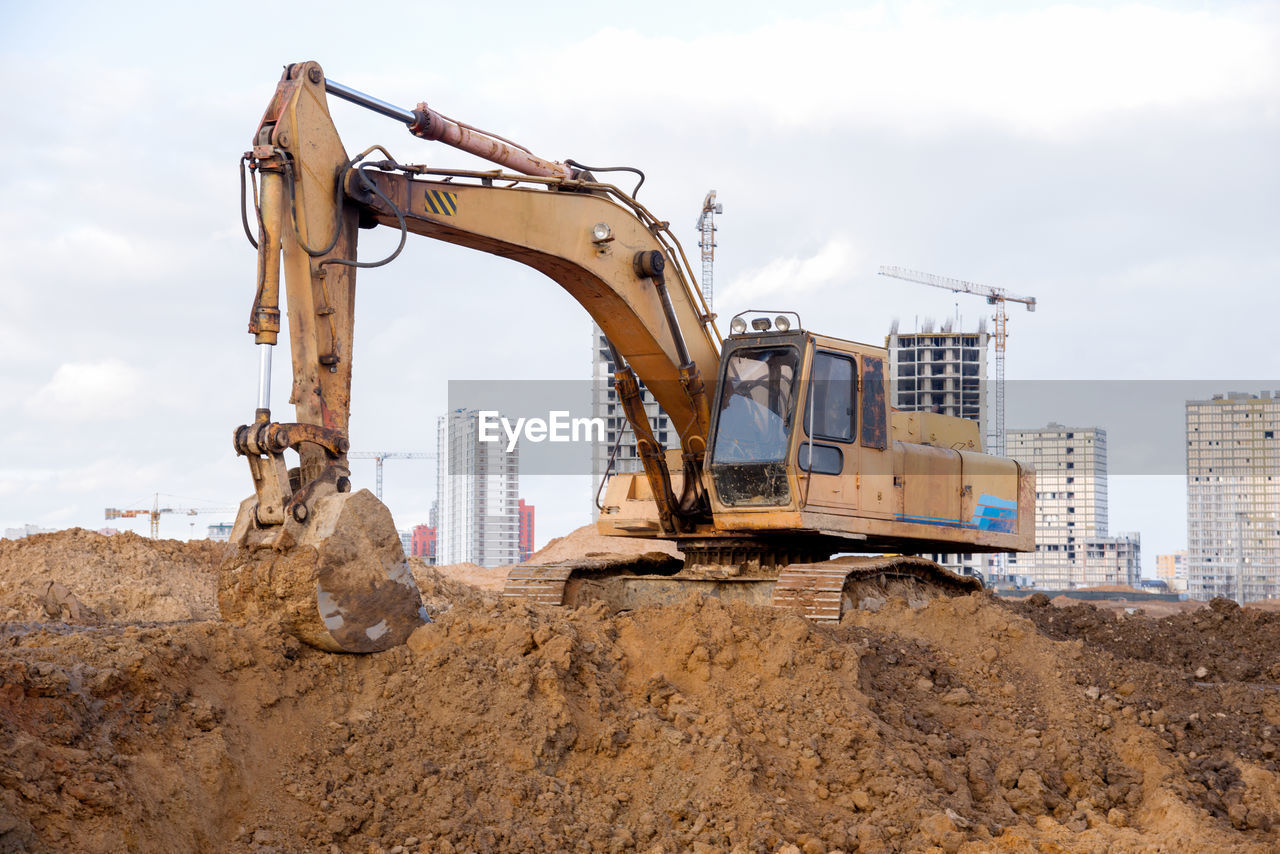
[{"x1": 606, "y1": 307, "x2": 1033, "y2": 566}]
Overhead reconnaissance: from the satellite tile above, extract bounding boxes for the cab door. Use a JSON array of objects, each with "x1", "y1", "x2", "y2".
[
  {"x1": 857, "y1": 354, "x2": 896, "y2": 518},
  {"x1": 796, "y1": 348, "x2": 858, "y2": 513}
]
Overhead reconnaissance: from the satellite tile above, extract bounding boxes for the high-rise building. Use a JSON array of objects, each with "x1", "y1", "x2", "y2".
[
  {"x1": 1156, "y1": 550, "x2": 1188, "y2": 593},
  {"x1": 207, "y1": 523, "x2": 233, "y2": 542},
  {"x1": 887, "y1": 318, "x2": 991, "y2": 577},
  {"x1": 1004, "y1": 424, "x2": 1140, "y2": 588},
  {"x1": 1186, "y1": 392, "x2": 1280, "y2": 603},
  {"x1": 410, "y1": 524, "x2": 437, "y2": 563},
  {"x1": 590, "y1": 324, "x2": 672, "y2": 513},
  {"x1": 518, "y1": 498, "x2": 535, "y2": 562},
  {"x1": 437, "y1": 408, "x2": 521, "y2": 568}
]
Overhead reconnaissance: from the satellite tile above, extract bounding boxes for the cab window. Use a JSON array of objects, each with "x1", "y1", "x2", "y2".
[
  {"x1": 712, "y1": 346, "x2": 799, "y2": 463},
  {"x1": 804, "y1": 351, "x2": 855, "y2": 443}
]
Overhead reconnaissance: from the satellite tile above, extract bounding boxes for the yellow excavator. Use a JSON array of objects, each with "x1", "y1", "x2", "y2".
[{"x1": 219, "y1": 61, "x2": 1034, "y2": 652}]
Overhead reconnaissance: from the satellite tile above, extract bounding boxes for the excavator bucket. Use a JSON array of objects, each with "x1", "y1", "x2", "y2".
[{"x1": 218, "y1": 488, "x2": 428, "y2": 653}]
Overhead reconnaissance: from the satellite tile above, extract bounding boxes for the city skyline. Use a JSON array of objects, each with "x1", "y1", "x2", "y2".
[{"x1": 2, "y1": 3, "x2": 1276, "y2": 572}]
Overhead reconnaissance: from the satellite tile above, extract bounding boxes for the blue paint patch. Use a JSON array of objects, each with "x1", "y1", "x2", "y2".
[
  {"x1": 972, "y1": 493, "x2": 1017, "y2": 533},
  {"x1": 894, "y1": 493, "x2": 1019, "y2": 533},
  {"x1": 897, "y1": 512, "x2": 974, "y2": 529}
]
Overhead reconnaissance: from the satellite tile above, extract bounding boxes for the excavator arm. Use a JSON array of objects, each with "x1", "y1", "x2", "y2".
[
  {"x1": 245, "y1": 61, "x2": 721, "y2": 528},
  {"x1": 222, "y1": 61, "x2": 723, "y2": 650}
]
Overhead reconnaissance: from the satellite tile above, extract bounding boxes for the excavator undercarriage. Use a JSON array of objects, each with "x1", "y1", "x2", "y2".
[{"x1": 504, "y1": 553, "x2": 981, "y2": 623}]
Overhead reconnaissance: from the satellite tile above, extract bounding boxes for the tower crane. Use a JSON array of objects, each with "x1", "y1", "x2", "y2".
[
  {"x1": 105, "y1": 494, "x2": 237, "y2": 539},
  {"x1": 877, "y1": 266, "x2": 1037, "y2": 457},
  {"x1": 695, "y1": 190, "x2": 722, "y2": 310},
  {"x1": 348, "y1": 451, "x2": 435, "y2": 501}
]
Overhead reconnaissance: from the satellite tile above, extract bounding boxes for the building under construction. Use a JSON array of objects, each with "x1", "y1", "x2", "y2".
[{"x1": 887, "y1": 318, "x2": 990, "y2": 440}]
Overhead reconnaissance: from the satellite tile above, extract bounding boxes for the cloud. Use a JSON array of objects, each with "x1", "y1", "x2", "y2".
[
  {"x1": 0, "y1": 455, "x2": 179, "y2": 530},
  {"x1": 25, "y1": 360, "x2": 143, "y2": 421},
  {"x1": 497, "y1": 4, "x2": 1278, "y2": 136},
  {"x1": 723, "y1": 239, "x2": 858, "y2": 303}
]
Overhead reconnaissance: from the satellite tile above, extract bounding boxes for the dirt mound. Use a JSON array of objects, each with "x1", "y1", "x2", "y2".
[
  {"x1": 1002, "y1": 591, "x2": 1202, "y2": 619},
  {"x1": 419, "y1": 560, "x2": 510, "y2": 593},
  {"x1": 0, "y1": 529, "x2": 226, "y2": 624},
  {"x1": 2, "y1": 534, "x2": 1279, "y2": 852},
  {"x1": 410, "y1": 562, "x2": 502, "y2": 613},
  {"x1": 1007, "y1": 594, "x2": 1280, "y2": 682},
  {"x1": 527, "y1": 523, "x2": 683, "y2": 565},
  {"x1": 416, "y1": 525, "x2": 680, "y2": 596}
]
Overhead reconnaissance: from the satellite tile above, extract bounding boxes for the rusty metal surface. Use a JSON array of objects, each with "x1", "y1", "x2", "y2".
[
  {"x1": 506, "y1": 566, "x2": 775, "y2": 614},
  {"x1": 860, "y1": 355, "x2": 887, "y2": 450},
  {"x1": 407, "y1": 102, "x2": 574, "y2": 179},
  {"x1": 567, "y1": 575, "x2": 778, "y2": 612},
  {"x1": 504, "y1": 553, "x2": 682, "y2": 609},
  {"x1": 234, "y1": 419, "x2": 349, "y2": 458},
  {"x1": 679, "y1": 537, "x2": 835, "y2": 577},
  {"x1": 771, "y1": 563, "x2": 853, "y2": 623}
]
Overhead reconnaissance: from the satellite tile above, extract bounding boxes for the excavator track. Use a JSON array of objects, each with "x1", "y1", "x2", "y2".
[
  {"x1": 503, "y1": 552, "x2": 685, "y2": 609},
  {"x1": 502, "y1": 564, "x2": 577, "y2": 606},
  {"x1": 771, "y1": 555, "x2": 982, "y2": 623},
  {"x1": 505, "y1": 553, "x2": 981, "y2": 623}
]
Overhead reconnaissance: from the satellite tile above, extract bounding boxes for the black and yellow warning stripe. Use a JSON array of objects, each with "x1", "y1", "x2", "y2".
[{"x1": 423, "y1": 189, "x2": 458, "y2": 217}]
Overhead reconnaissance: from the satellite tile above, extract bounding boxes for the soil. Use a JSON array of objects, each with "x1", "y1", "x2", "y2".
[
  {"x1": 425, "y1": 563, "x2": 508, "y2": 594},
  {"x1": 0, "y1": 529, "x2": 226, "y2": 624},
  {"x1": 2, "y1": 526, "x2": 1279, "y2": 853}
]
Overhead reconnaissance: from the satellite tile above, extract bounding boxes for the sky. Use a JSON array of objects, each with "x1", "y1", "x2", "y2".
[{"x1": 1, "y1": 1, "x2": 1277, "y2": 570}]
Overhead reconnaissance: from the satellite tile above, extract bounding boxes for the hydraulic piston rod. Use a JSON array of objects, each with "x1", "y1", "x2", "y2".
[
  {"x1": 323, "y1": 78, "x2": 416, "y2": 124},
  {"x1": 323, "y1": 77, "x2": 574, "y2": 180},
  {"x1": 256, "y1": 343, "x2": 273, "y2": 412}
]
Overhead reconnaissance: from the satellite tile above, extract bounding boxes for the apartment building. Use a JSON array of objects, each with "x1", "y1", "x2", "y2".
[{"x1": 1186, "y1": 392, "x2": 1280, "y2": 603}]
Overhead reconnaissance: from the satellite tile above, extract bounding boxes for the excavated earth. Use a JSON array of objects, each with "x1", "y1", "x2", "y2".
[{"x1": 2, "y1": 529, "x2": 1280, "y2": 853}]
